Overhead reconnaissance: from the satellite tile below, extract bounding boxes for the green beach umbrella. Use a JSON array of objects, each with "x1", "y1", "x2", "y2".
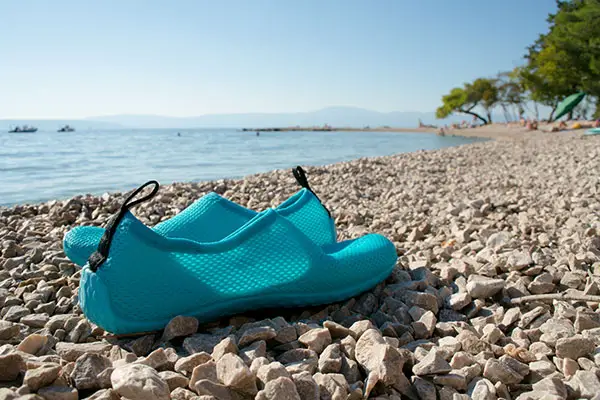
[{"x1": 552, "y1": 92, "x2": 586, "y2": 121}]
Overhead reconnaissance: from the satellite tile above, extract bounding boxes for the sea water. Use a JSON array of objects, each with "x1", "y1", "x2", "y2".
[{"x1": 0, "y1": 128, "x2": 485, "y2": 206}]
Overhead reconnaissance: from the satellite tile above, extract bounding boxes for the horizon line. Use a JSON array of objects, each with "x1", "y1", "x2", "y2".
[{"x1": 0, "y1": 107, "x2": 434, "y2": 120}]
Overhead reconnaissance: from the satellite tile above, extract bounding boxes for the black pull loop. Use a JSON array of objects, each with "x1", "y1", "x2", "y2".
[
  {"x1": 88, "y1": 180, "x2": 160, "y2": 272},
  {"x1": 292, "y1": 166, "x2": 331, "y2": 218}
]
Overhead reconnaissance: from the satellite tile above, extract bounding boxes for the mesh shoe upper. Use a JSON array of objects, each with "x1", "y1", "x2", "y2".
[{"x1": 64, "y1": 189, "x2": 335, "y2": 266}]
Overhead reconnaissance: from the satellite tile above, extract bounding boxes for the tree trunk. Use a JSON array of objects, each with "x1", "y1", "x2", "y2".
[
  {"x1": 459, "y1": 109, "x2": 488, "y2": 124},
  {"x1": 501, "y1": 104, "x2": 510, "y2": 123},
  {"x1": 534, "y1": 102, "x2": 539, "y2": 120},
  {"x1": 568, "y1": 110, "x2": 573, "y2": 120},
  {"x1": 486, "y1": 111, "x2": 493, "y2": 124},
  {"x1": 548, "y1": 104, "x2": 557, "y2": 122}
]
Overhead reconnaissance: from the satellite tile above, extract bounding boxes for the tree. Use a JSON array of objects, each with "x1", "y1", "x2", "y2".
[
  {"x1": 470, "y1": 78, "x2": 499, "y2": 123},
  {"x1": 520, "y1": 0, "x2": 600, "y2": 119},
  {"x1": 436, "y1": 78, "x2": 498, "y2": 124},
  {"x1": 497, "y1": 70, "x2": 526, "y2": 122},
  {"x1": 517, "y1": 64, "x2": 566, "y2": 121}
]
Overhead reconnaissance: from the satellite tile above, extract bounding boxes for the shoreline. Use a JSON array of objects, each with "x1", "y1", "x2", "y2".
[
  {"x1": 243, "y1": 122, "x2": 591, "y2": 141},
  {"x1": 0, "y1": 124, "x2": 588, "y2": 209},
  {"x1": 243, "y1": 126, "x2": 438, "y2": 133},
  {"x1": 0, "y1": 129, "x2": 599, "y2": 398}
]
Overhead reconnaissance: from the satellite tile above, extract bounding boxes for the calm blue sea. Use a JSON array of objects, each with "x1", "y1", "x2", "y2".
[{"x1": 0, "y1": 128, "x2": 485, "y2": 206}]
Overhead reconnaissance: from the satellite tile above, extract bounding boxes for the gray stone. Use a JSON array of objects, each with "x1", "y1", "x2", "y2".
[
  {"x1": 501, "y1": 307, "x2": 521, "y2": 327},
  {"x1": 257, "y1": 362, "x2": 290, "y2": 388},
  {"x1": 24, "y1": 364, "x2": 61, "y2": 391},
  {"x1": 499, "y1": 355, "x2": 530, "y2": 377},
  {"x1": 486, "y1": 231, "x2": 511, "y2": 250},
  {"x1": 189, "y1": 361, "x2": 217, "y2": 391},
  {"x1": 0, "y1": 353, "x2": 24, "y2": 381},
  {"x1": 323, "y1": 320, "x2": 352, "y2": 339},
  {"x1": 466, "y1": 275, "x2": 504, "y2": 299},
  {"x1": 575, "y1": 312, "x2": 600, "y2": 333},
  {"x1": 158, "y1": 371, "x2": 188, "y2": 391},
  {"x1": 55, "y1": 341, "x2": 111, "y2": 362},
  {"x1": 413, "y1": 349, "x2": 452, "y2": 375},
  {"x1": 470, "y1": 378, "x2": 497, "y2": 400},
  {"x1": 216, "y1": 353, "x2": 257, "y2": 395},
  {"x1": 412, "y1": 311, "x2": 436, "y2": 339},
  {"x1": 211, "y1": 336, "x2": 237, "y2": 361},
  {"x1": 239, "y1": 340, "x2": 266, "y2": 366},
  {"x1": 318, "y1": 343, "x2": 343, "y2": 373},
  {"x1": 313, "y1": 372, "x2": 348, "y2": 400},
  {"x1": 0, "y1": 321, "x2": 20, "y2": 340},
  {"x1": 169, "y1": 387, "x2": 199, "y2": 400},
  {"x1": 555, "y1": 336, "x2": 595, "y2": 359},
  {"x1": 135, "y1": 348, "x2": 170, "y2": 371},
  {"x1": 355, "y1": 329, "x2": 407, "y2": 385},
  {"x1": 3, "y1": 305, "x2": 30, "y2": 321},
  {"x1": 348, "y1": 320, "x2": 375, "y2": 338},
  {"x1": 193, "y1": 380, "x2": 232, "y2": 399},
  {"x1": 0, "y1": 388, "x2": 17, "y2": 400},
  {"x1": 292, "y1": 371, "x2": 319, "y2": 400},
  {"x1": 483, "y1": 358, "x2": 524, "y2": 384},
  {"x1": 71, "y1": 353, "x2": 112, "y2": 390},
  {"x1": 518, "y1": 306, "x2": 546, "y2": 329},
  {"x1": 256, "y1": 376, "x2": 301, "y2": 400},
  {"x1": 339, "y1": 356, "x2": 361, "y2": 384},
  {"x1": 183, "y1": 333, "x2": 228, "y2": 355},
  {"x1": 572, "y1": 370, "x2": 600, "y2": 398},
  {"x1": 531, "y1": 376, "x2": 567, "y2": 398},
  {"x1": 271, "y1": 317, "x2": 297, "y2": 344},
  {"x1": 529, "y1": 360, "x2": 556, "y2": 380},
  {"x1": 174, "y1": 352, "x2": 211, "y2": 374},
  {"x1": 36, "y1": 386, "x2": 78, "y2": 400},
  {"x1": 124, "y1": 335, "x2": 155, "y2": 357},
  {"x1": 439, "y1": 336, "x2": 461, "y2": 352},
  {"x1": 298, "y1": 328, "x2": 331, "y2": 354},
  {"x1": 447, "y1": 292, "x2": 472, "y2": 310},
  {"x1": 433, "y1": 373, "x2": 467, "y2": 390},
  {"x1": 238, "y1": 326, "x2": 277, "y2": 348},
  {"x1": 508, "y1": 250, "x2": 533, "y2": 270},
  {"x1": 161, "y1": 316, "x2": 199, "y2": 342},
  {"x1": 412, "y1": 376, "x2": 436, "y2": 400},
  {"x1": 110, "y1": 364, "x2": 170, "y2": 400}
]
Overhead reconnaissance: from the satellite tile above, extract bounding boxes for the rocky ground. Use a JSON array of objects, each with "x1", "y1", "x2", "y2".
[{"x1": 0, "y1": 131, "x2": 599, "y2": 400}]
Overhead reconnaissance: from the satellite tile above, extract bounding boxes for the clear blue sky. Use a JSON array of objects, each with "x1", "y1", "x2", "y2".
[{"x1": 2, "y1": 0, "x2": 557, "y2": 118}]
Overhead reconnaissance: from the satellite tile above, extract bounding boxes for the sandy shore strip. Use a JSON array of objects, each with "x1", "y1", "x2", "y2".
[
  {"x1": 246, "y1": 122, "x2": 592, "y2": 141},
  {"x1": 0, "y1": 129, "x2": 599, "y2": 399}
]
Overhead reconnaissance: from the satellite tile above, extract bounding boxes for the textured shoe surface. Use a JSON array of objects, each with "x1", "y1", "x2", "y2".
[
  {"x1": 64, "y1": 188, "x2": 335, "y2": 266},
  {"x1": 79, "y1": 209, "x2": 397, "y2": 335}
]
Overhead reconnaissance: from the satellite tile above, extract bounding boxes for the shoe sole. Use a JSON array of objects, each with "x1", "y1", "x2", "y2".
[{"x1": 94, "y1": 263, "x2": 396, "y2": 336}]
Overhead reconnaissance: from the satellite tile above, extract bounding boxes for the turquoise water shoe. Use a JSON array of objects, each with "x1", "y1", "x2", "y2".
[
  {"x1": 64, "y1": 167, "x2": 335, "y2": 266},
  {"x1": 79, "y1": 181, "x2": 397, "y2": 335}
]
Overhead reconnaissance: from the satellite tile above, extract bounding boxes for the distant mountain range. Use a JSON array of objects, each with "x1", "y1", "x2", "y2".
[
  {"x1": 86, "y1": 107, "x2": 471, "y2": 128},
  {"x1": 2, "y1": 107, "x2": 483, "y2": 130}
]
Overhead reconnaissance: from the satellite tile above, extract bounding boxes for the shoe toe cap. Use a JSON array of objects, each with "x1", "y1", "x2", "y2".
[{"x1": 328, "y1": 233, "x2": 398, "y2": 279}]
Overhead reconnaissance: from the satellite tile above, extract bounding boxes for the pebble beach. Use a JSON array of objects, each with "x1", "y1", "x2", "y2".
[{"x1": 1, "y1": 127, "x2": 599, "y2": 400}]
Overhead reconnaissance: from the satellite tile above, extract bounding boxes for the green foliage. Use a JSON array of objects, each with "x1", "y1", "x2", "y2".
[
  {"x1": 437, "y1": 0, "x2": 600, "y2": 122},
  {"x1": 497, "y1": 70, "x2": 526, "y2": 121},
  {"x1": 523, "y1": 0, "x2": 600, "y2": 109},
  {"x1": 436, "y1": 79, "x2": 498, "y2": 124}
]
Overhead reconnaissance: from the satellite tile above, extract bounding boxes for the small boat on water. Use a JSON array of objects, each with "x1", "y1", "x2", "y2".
[
  {"x1": 58, "y1": 125, "x2": 75, "y2": 132},
  {"x1": 8, "y1": 125, "x2": 38, "y2": 133}
]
